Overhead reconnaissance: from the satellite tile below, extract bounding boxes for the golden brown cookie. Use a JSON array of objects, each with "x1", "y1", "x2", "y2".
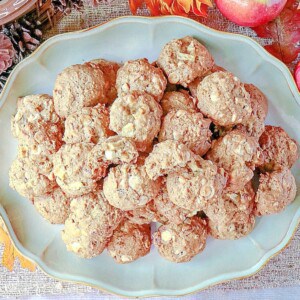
[
  {"x1": 11, "y1": 94, "x2": 63, "y2": 153},
  {"x1": 259, "y1": 126, "x2": 298, "y2": 171},
  {"x1": 144, "y1": 140, "x2": 194, "y2": 180},
  {"x1": 62, "y1": 190, "x2": 123, "y2": 258},
  {"x1": 103, "y1": 163, "x2": 161, "y2": 211},
  {"x1": 109, "y1": 92, "x2": 162, "y2": 152},
  {"x1": 157, "y1": 36, "x2": 214, "y2": 87},
  {"x1": 63, "y1": 104, "x2": 114, "y2": 144},
  {"x1": 33, "y1": 187, "x2": 71, "y2": 224},
  {"x1": 53, "y1": 143, "x2": 107, "y2": 197},
  {"x1": 107, "y1": 221, "x2": 151, "y2": 264},
  {"x1": 154, "y1": 181, "x2": 195, "y2": 225},
  {"x1": 9, "y1": 157, "x2": 57, "y2": 199},
  {"x1": 125, "y1": 200, "x2": 166, "y2": 225},
  {"x1": 188, "y1": 65, "x2": 226, "y2": 98},
  {"x1": 167, "y1": 157, "x2": 227, "y2": 211},
  {"x1": 160, "y1": 90, "x2": 197, "y2": 115},
  {"x1": 205, "y1": 182, "x2": 255, "y2": 239},
  {"x1": 53, "y1": 64, "x2": 106, "y2": 118},
  {"x1": 206, "y1": 130, "x2": 261, "y2": 192},
  {"x1": 116, "y1": 58, "x2": 167, "y2": 101},
  {"x1": 153, "y1": 217, "x2": 207, "y2": 263},
  {"x1": 88, "y1": 136, "x2": 139, "y2": 166},
  {"x1": 196, "y1": 71, "x2": 252, "y2": 126},
  {"x1": 18, "y1": 143, "x2": 55, "y2": 180},
  {"x1": 255, "y1": 168, "x2": 297, "y2": 216},
  {"x1": 159, "y1": 109, "x2": 212, "y2": 156},
  {"x1": 87, "y1": 59, "x2": 120, "y2": 104},
  {"x1": 236, "y1": 84, "x2": 268, "y2": 138}
]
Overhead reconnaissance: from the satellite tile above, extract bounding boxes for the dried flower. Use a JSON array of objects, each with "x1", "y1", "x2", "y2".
[
  {"x1": 0, "y1": 226, "x2": 36, "y2": 271},
  {"x1": 129, "y1": 0, "x2": 213, "y2": 17},
  {"x1": 0, "y1": 34, "x2": 15, "y2": 74}
]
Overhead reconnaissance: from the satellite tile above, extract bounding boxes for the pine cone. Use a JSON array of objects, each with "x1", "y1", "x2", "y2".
[
  {"x1": 1, "y1": 15, "x2": 43, "y2": 64},
  {"x1": 0, "y1": 67, "x2": 13, "y2": 90},
  {"x1": 51, "y1": 0, "x2": 84, "y2": 14},
  {"x1": 0, "y1": 33, "x2": 15, "y2": 74}
]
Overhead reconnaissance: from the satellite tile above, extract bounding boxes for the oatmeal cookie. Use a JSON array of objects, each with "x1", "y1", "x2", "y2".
[
  {"x1": 53, "y1": 64, "x2": 106, "y2": 118},
  {"x1": 160, "y1": 90, "x2": 197, "y2": 115},
  {"x1": 9, "y1": 157, "x2": 56, "y2": 199},
  {"x1": 236, "y1": 84, "x2": 268, "y2": 138},
  {"x1": 53, "y1": 143, "x2": 106, "y2": 197},
  {"x1": 259, "y1": 126, "x2": 298, "y2": 171},
  {"x1": 62, "y1": 190, "x2": 123, "y2": 258},
  {"x1": 167, "y1": 157, "x2": 227, "y2": 211},
  {"x1": 206, "y1": 130, "x2": 261, "y2": 192},
  {"x1": 196, "y1": 71, "x2": 252, "y2": 126},
  {"x1": 103, "y1": 163, "x2": 161, "y2": 211},
  {"x1": 188, "y1": 65, "x2": 226, "y2": 98},
  {"x1": 109, "y1": 92, "x2": 162, "y2": 151},
  {"x1": 144, "y1": 140, "x2": 194, "y2": 180},
  {"x1": 87, "y1": 59, "x2": 120, "y2": 104},
  {"x1": 11, "y1": 94, "x2": 63, "y2": 153},
  {"x1": 255, "y1": 168, "x2": 297, "y2": 216},
  {"x1": 157, "y1": 36, "x2": 214, "y2": 87},
  {"x1": 88, "y1": 136, "x2": 138, "y2": 166},
  {"x1": 153, "y1": 217, "x2": 207, "y2": 263},
  {"x1": 63, "y1": 104, "x2": 114, "y2": 144},
  {"x1": 116, "y1": 58, "x2": 167, "y2": 101},
  {"x1": 159, "y1": 109, "x2": 212, "y2": 156},
  {"x1": 154, "y1": 182, "x2": 195, "y2": 224},
  {"x1": 125, "y1": 200, "x2": 166, "y2": 225},
  {"x1": 205, "y1": 182, "x2": 256, "y2": 239},
  {"x1": 33, "y1": 187, "x2": 71, "y2": 224},
  {"x1": 18, "y1": 143, "x2": 55, "y2": 180},
  {"x1": 107, "y1": 221, "x2": 151, "y2": 263}
]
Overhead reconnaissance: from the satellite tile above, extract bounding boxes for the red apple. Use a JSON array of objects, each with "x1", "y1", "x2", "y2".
[
  {"x1": 215, "y1": 0, "x2": 288, "y2": 27},
  {"x1": 295, "y1": 61, "x2": 300, "y2": 91}
]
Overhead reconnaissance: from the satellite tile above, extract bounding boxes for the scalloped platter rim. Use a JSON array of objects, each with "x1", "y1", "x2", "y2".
[{"x1": 0, "y1": 16, "x2": 299, "y2": 298}]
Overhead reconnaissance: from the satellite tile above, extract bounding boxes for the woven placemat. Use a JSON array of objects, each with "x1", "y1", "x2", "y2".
[{"x1": 0, "y1": 0, "x2": 299, "y2": 297}]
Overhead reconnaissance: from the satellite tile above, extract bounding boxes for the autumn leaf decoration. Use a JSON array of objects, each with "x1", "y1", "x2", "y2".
[
  {"x1": 129, "y1": 0, "x2": 213, "y2": 17},
  {"x1": 0, "y1": 226, "x2": 36, "y2": 272},
  {"x1": 253, "y1": 0, "x2": 300, "y2": 64}
]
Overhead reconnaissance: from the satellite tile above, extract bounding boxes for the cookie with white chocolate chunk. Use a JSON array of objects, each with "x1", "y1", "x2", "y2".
[
  {"x1": 63, "y1": 104, "x2": 114, "y2": 144},
  {"x1": 153, "y1": 217, "x2": 207, "y2": 263},
  {"x1": 157, "y1": 36, "x2": 214, "y2": 87},
  {"x1": 116, "y1": 58, "x2": 167, "y2": 101},
  {"x1": 53, "y1": 143, "x2": 107, "y2": 197},
  {"x1": 255, "y1": 168, "x2": 297, "y2": 216},
  {"x1": 159, "y1": 109, "x2": 212, "y2": 156},
  {"x1": 196, "y1": 71, "x2": 252, "y2": 127},
  {"x1": 103, "y1": 163, "x2": 161, "y2": 211},
  {"x1": 11, "y1": 94, "x2": 63, "y2": 153},
  {"x1": 109, "y1": 92, "x2": 162, "y2": 152},
  {"x1": 167, "y1": 156, "x2": 227, "y2": 211},
  {"x1": 62, "y1": 189, "x2": 123, "y2": 258},
  {"x1": 88, "y1": 136, "x2": 138, "y2": 166},
  {"x1": 108, "y1": 221, "x2": 151, "y2": 263}
]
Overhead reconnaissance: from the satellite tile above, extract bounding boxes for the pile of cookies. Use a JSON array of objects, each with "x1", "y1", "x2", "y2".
[{"x1": 9, "y1": 37, "x2": 298, "y2": 263}]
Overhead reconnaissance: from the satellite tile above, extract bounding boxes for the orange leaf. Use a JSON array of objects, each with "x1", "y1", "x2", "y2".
[
  {"x1": 129, "y1": 0, "x2": 144, "y2": 14},
  {"x1": 177, "y1": 0, "x2": 193, "y2": 13},
  {"x1": 196, "y1": 0, "x2": 212, "y2": 8},
  {"x1": 172, "y1": 1, "x2": 189, "y2": 15},
  {"x1": 162, "y1": 0, "x2": 174, "y2": 5},
  {"x1": 0, "y1": 226, "x2": 36, "y2": 272},
  {"x1": 145, "y1": 0, "x2": 162, "y2": 15},
  {"x1": 130, "y1": 0, "x2": 210, "y2": 17},
  {"x1": 192, "y1": 1, "x2": 209, "y2": 16}
]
